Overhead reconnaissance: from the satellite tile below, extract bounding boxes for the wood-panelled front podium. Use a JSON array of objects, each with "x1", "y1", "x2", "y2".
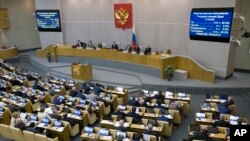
[
  {"x1": 71, "y1": 63, "x2": 92, "y2": 81},
  {"x1": 37, "y1": 45, "x2": 215, "y2": 83}
]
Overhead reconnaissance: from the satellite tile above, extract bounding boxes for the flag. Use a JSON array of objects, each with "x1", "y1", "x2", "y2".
[{"x1": 132, "y1": 25, "x2": 136, "y2": 49}]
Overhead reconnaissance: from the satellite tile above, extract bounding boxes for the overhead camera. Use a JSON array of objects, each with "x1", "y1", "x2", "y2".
[{"x1": 241, "y1": 31, "x2": 250, "y2": 38}]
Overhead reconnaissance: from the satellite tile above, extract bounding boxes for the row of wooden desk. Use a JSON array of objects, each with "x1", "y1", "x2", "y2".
[
  {"x1": 37, "y1": 45, "x2": 215, "y2": 83},
  {"x1": 0, "y1": 47, "x2": 18, "y2": 59}
]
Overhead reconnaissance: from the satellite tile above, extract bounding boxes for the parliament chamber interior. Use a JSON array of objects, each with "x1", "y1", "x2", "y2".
[{"x1": 0, "y1": 0, "x2": 250, "y2": 141}]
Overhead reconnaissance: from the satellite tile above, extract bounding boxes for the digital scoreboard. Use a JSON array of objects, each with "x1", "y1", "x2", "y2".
[
  {"x1": 189, "y1": 8, "x2": 234, "y2": 43},
  {"x1": 35, "y1": 10, "x2": 61, "y2": 32}
]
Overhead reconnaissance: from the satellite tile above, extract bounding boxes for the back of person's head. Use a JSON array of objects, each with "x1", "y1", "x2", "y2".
[
  {"x1": 219, "y1": 114, "x2": 224, "y2": 120},
  {"x1": 119, "y1": 119, "x2": 125, "y2": 127},
  {"x1": 147, "y1": 123, "x2": 153, "y2": 131},
  {"x1": 200, "y1": 126, "x2": 207, "y2": 133},
  {"x1": 40, "y1": 107, "x2": 45, "y2": 112},
  {"x1": 16, "y1": 118, "x2": 24, "y2": 125},
  {"x1": 29, "y1": 122, "x2": 36, "y2": 128},
  {"x1": 139, "y1": 99, "x2": 144, "y2": 105},
  {"x1": 134, "y1": 133, "x2": 143, "y2": 140},
  {"x1": 72, "y1": 87, "x2": 76, "y2": 91},
  {"x1": 117, "y1": 134, "x2": 124, "y2": 141},
  {"x1": 160, "y1": 109, "x2": 165, "y2": 115},
  {"x1": 156, "y1": 99, "x2": 161, "y2": 105},
  {"x1": 12, "y1": 112, "x2": 19, "y2": 119},
  {"x1": 132, "y1": 107, "x2": 136, "y2": 112},
  {"x1": 63, "y1": 112, "x2": 67, "y2": 118}
]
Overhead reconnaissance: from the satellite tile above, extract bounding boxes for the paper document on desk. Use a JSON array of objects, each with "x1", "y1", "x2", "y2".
[
  {"x1": 55, "y1": 127, "x2": 64, "y2": 132},
  {"x1": 101, "y1": 136, "x2": 112, "y2": 140},
  {"x1": 37, "y1": 123, "x2": 46, "y2": 128},
  {"x1": 114, "y1": 121, "x2": 119, "y2": 127},
  {"x1": 124, "y1": 122, "x2": 130, "y2": 127}
]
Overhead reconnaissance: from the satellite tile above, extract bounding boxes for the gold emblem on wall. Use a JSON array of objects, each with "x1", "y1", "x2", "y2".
[
  {"x1": 115, "y1": 8, "x2": 129, "y2": 25},
  {"x1": 73, "y1": 65, "x2": 80, "y2": 76}
]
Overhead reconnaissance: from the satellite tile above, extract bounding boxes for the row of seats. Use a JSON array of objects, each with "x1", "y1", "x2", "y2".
[{"x1": 0, "y1": 124, "x2": 58, "y2": 141}]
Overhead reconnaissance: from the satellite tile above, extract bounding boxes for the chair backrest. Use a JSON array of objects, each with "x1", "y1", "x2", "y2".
[
  {"x1": 150, "y1": 135, "x2": 157, "y2": 141},
  {"x1": 9, "y1": 126, "x2": 24, "y2": 140},
  {"x1": 23, "y1": 130, "x2": 36, "y2": 141},
  {"x1": 0, "y1": 124, "x2": 11, "y2": 139},
  {"x1": 158, "y1": 121, "x2": 172, "y2": 136},
  {"x1": 35, "y1": 133, "x2": 48, "y2": 141}
]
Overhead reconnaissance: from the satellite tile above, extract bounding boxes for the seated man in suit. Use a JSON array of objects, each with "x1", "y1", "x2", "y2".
[
  {"x1": 143, "y1": 123, "x2": 158, "y2": 140},
  {"x1": 97, "y1": 42, "x2": 103, "y2": 48},
  {"x1": 127, "y1": 107, "x2": 141, "y2": 123},
  {"x1": 93, "y1": 83, "x2": 104, "y2": 96},
  {"x1": 217, "y1": 103, "x2": 231, "y2": 114},
  {"x1": 77, "y1": 89, "x2": 87, "y2": 100},
  {"x1": 190, "y1": 126, "x2": 210, "y2": 141},
  {"x1": 116, "y1": 119, "x2": 127, "y2": 132},
  {"x1": 144, "y1": 46, "x2": 151, "y2": 55},
  {"x1": 213, "y1": 114, "x2": 230, "y2": 127},
  {"x1": 157, "y1": 109, "x2": 170, "y2": 122},
  {"x1": 52, "y1": 95, "x2": 64, "y2": 105},
  {"x1": 88, "y1": 40, "x2": 95, "y2": 48},
  {"x1": 75, "y1": 40, "x2": 85, "y2": 48},
  {"x1": 111, "y1": 42, "x2": 118, "y2": 50},
  {"x1": 135, "y1": 45, "x2": 140, "y2": 54},
  {"x1": 26, "y1": 122, "x2": 40, "y2": 133},
  {"x1": 49, "y1": 110, "x2": 61, "y2": 120},
  {"x1": 154, "y1": 99, "x2": 167, "y2": 110},
  {"x1": 124, "y1": 44, "x2": 132, "y2": 53},
  {"x1": 14, "y1": 118, "x2": 26, "y2": 131},
  {"x1": 225, "y1": 96, "x2": 234, "y2": 107},
  {"x1": 61, "y1": 112, "x2": 76, "y2": 126},
  {"x1": 69, "y1": 87, "x2": 78, "y2": 97},
  {"x1": 112, "y1": 107, "x2": 126, "y2": 118}
]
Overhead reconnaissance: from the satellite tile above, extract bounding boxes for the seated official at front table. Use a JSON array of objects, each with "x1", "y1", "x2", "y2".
[
  {"x1": 87, "y1": 40, "x2": 94, "y2": 48},
  {"x1": 97, "y1": 42, "x2": 102, "y2": 48},
  {"x1": 124, "y1": 44, "x2": 133, "y2": 53},
  {"x1": 144, "y1": 46, "x2": 151, "y2": 55},
  {"x1": 135, "y1": 45, "x2": 140, "y2": 54},
  {"x1": 111, "y1": 42, "x2": 118, "y2": 50}
]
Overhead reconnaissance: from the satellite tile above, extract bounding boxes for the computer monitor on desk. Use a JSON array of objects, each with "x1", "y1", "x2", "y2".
[
  {"x1": 54, "y1": 120, "x2": 62, "y2": 127},
  {"x1": 41, "y1": 117, "x2": 50, "y2": 124},
  {"x1": 196, "y1": 113, "x2": 206, "y2": 119},
  {"x1": 30, "y1": 114, "x2": 38, "y2": 121},
  {"x1": 73, "y1": 109, "x2": 81, "y2": 116},
  {"x1": 99, "y1": 129, "x2": 109, "y2": 136},
  {"x1": 117, "y1": 131, "x2": 126, "y2": 139},
  {"x1": 84, "y1": 127, "x2": 93, "y2": 133}
]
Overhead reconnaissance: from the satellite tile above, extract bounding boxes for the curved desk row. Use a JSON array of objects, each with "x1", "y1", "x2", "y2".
[
  {"x1": 37, "y1": 45, "x2": 215, "y2": 83},
  {"x1": 0, "y1": 47, "x2": 18, "y2": 59}
]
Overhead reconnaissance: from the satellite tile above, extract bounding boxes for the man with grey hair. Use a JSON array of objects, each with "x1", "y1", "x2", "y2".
[{"x1": 213, "y1": 114, "x2": 230, "y2": 127}]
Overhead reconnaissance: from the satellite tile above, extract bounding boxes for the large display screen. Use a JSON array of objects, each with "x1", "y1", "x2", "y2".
[
  {"x1": 189, "y1": 8, "x2": 234, "y2": 43},
  {"x1": 35, "y1": 10, "x2": 61, "y2": 32}
]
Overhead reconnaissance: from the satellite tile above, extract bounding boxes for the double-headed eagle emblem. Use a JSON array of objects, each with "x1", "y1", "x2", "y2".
[{"x1": 115, "y1": 8, "x2": 129, "y2": 25}]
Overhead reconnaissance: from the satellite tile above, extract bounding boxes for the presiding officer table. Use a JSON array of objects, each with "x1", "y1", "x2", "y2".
[{"x1": 37, "y1": 45, "x2": 215, "y2": 83}]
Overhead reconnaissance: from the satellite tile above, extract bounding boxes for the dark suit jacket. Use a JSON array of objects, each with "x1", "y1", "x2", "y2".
[
  {"x1": 14, "y1": 122, "x2": 26, "y2": 131},
  {"x1": 26, "y1": 127, "x2": 40, "y2": 133},
  {"x1": 144, "y1": 47, "x2": 151, "y2": 55},
  {"x1": 157, "y1": 115, "x2": 169, "y2": 122},
  {"x1": 213, "y1": 120, "x2": 230, "y2": 128},
  {"x1": 143, "y1": 130, "x2": 158, "y2": 141},
  {"x1": 192, "y1": 131, "x2": 210, "y2": 141},
  {"x1": 116, "y1": 126, "x2": 127, "y2": 132},
  {"x1": 49, "y1": 114, "x2": 61, "y2": 120},
  {"x1": 76, "y1": 93, "x2": 86, "y2": 100},
  {"x1": 127, "y1": 112, "x2": 141, "y2": 119},
  {"x1": 52, "y1": 98, "x2": 62, "y2": 105},
  {"x1": 154, "y1": 104, "x2": 167, "y2": 110},
  {"x1": 61, "y1": 116, "x2": 75, "y2": 126},
  {"x1": 112, "y1": 44, "x2": 118, "y2": 50},
  {"x1": 69, "y1": 90, "x2": 78, "y2": 97}
]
